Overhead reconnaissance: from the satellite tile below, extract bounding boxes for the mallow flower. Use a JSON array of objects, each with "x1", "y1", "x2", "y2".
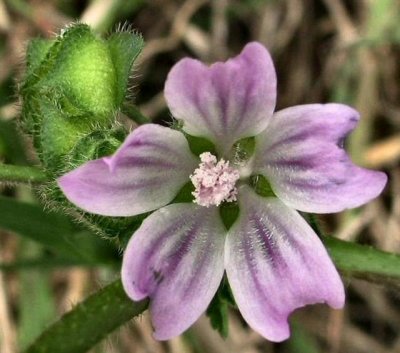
[{"x1": 58, "y1": 42, "x2": 387, "y2": 341}]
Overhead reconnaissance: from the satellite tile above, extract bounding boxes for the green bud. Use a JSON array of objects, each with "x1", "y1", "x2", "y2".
[
  {"x1": 20, "y1": 23, "x2": 144, "y2": 173},
  {"x1": 19, "y1": 23, "x2": 145, "y2": 240}
]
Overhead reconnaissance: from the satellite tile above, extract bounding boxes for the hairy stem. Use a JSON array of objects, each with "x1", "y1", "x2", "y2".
[{"x1": 24, "y1": 279, "x2": 148, "y2": 353}]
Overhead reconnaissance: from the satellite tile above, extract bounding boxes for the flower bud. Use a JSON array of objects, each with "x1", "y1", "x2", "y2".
[
  {"x1": 19, "y1": 23, "x2": 144, "y2": 239},
  {"x1": 20, "y1": 23, "x2": 144, "y2": 172}
]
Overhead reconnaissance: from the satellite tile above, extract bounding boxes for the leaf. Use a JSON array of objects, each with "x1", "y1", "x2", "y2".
[
  {"x1": 0, "y1": 196, "x2": 118, "y2": 264},
  {"x1": 206, "y1": 297, "x2": 229, "y2": 338},
  {"x1": 24, "y1": 279, "x2": 148, "y2": 353},
  {"x1": 206, "y1": 277, "x2": 236, "y2": 338},
  {"x1": 18, "y1": 241, "x2": 57, "y2": 350},
  {"x1": 0, "y1": 257, "x2": 107, "y2": 271}
]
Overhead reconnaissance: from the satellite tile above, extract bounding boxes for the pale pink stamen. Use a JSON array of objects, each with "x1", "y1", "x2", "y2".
[{"x1": 190, "y1": 152, "x2": 240, "y2": 207}]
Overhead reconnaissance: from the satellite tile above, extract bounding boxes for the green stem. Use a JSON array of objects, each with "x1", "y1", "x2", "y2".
[
  {"x1": 0, "y1": 164, "x2": 47, "y2": 184},
  {"x1": 24, "y1": 279, "x2": 148, "y2": 353},
  {"x1": 309, "y1": 214, "x2": 400, "y2": 288},
  {"x1": 324, "y1": 236, "x2": 400, "y2": 288},
  {"x1": 122, "y1": 103, "x2": 151, "y2": 125}
]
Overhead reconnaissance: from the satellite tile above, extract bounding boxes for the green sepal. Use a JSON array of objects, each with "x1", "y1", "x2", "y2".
[
  {"x1": 22, "y1": 24, "x2": 116, "y2": 117},
  {"x1": 25, "y1": 38, "x2": 54, "y2": 79},
  {"x1": 67, "y1": 127, "x2": 127, "y2": 169},
  {"x1": 48, "y1": 26, "x2": 117, "y2": 116},
  {"x1": 170, "y1": 120, "x2": 217, "y2": 157},
  {"x1": 185, "y1": 134, "x2": 217, "y2": 157},
  {"x1": 219, "y1": 201, "x2": 240, "y2": 230},
  {"x1": 172, "y1": 181, "x2": 195, "y2": 203},
  {"x1": 230, "y1": 136, "x2": 256, "y2": 163},
  {"x1": 107, "y1": 30, "x2": 144, "y2": 107},
  {"x1": 250, "y1": 174, "x2": 276, "y2": 198},
  {"x1": 38, "y1": 99, "x2": 94, "y2": 173}
]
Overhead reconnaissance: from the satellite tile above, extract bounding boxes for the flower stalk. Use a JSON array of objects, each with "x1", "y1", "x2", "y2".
[
  {"x1": 24, "y1": 280, "x2": 148, "y2": 353},
  {"x1": 0, "y1": 164, "x2": 47, "y2": 184}
]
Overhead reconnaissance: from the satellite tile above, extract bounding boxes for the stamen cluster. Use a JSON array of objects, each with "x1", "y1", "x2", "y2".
[{"x1": 190, "y1": 152, "x2": 240, "y2": 207}]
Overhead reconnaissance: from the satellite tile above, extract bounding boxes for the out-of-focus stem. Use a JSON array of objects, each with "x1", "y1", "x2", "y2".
[
  {"x1": 122, "y1": 103, "x2": 151, "y2": 125},
  {"x1": 0, "y1": 164, "x2": 48, "y2": 184}
]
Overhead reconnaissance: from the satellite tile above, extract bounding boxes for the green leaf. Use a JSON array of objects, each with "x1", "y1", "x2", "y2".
[
  {"x1": 206, "y1": 295, "x2": 229, "y2": 338},
  {"x1": 18, "y1": 241, "x2": 57, "y2": 350},
  {"x1": 0, "y1": 196, "x2": 118, "y2": 263},
  {"x1": 206, "y1": 278, "x2": 236, "y2": 338},
  {"x1": 24, "y1": 279, "x2": 148, "y2": 353},
  {"x1": 324, "y1": 235, "x2": 400, "y2": 288},
  {"x1": 0, "y1": 257, "x2": 109, "y2": 271}
]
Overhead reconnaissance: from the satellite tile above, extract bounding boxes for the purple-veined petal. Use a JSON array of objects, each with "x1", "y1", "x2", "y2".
[
  {"x1": 225, "y1": 187, "x2": 345, "y2": 342},
  {"x1": 253, "y1": 104, "x2": 387, "y2": 213},
  {"x1": 58, "y1": 124, "x2": 198, "y2": 217},
  {"x1": 122, "y1": 203, "x2": 226, "y2": 340},
  {"x1": 165, "y1": 42, "x2": 277, "y2": 155}
]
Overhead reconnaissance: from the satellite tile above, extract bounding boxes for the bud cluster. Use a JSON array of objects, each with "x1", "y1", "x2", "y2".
[{"x1": 20, "y1": 23, "x2": 144, "y2": 239}]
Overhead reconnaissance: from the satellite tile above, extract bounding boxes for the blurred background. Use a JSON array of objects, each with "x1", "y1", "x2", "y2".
[{"x1": 1, "y1": 0, "x2": 400, "y2": 352}]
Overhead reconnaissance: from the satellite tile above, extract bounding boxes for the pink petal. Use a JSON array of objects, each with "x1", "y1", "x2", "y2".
[
  {"x1": 165, "y1": 42, "x2": 276, "y2": 155},
  {"x1": 253, "y1": 104, "x2": 387, "y2": 213},
  {"x1": 58, "y1": 124, "x2": 198, "y2": 216},
  {"x1": 225, "y1": 187, "x2": 345, "y2": 342},
  {"x1": 122, "y1": 203, "x2": 226, "y2": 340}
]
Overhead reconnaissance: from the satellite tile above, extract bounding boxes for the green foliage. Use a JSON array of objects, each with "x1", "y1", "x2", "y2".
[
  {"x1": 206, "y1": 278, "x2": 236, "y2": 338},
  {"x1": 0, "y1": 196, "x2": 118, "y2": 264},
  {"x1": 18, "y1": 242, "x2": 57, "y2": 351}
]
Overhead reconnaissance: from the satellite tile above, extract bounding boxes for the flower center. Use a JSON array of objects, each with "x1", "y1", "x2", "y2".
[{"x1": 190, "y1": 152, "x2": 240, "y2": 207}]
